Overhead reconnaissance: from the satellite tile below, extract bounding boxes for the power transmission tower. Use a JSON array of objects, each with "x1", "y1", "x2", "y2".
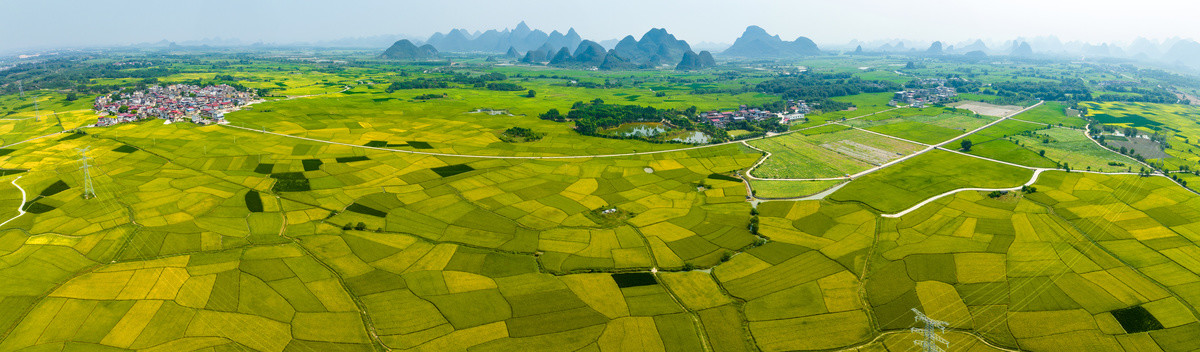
[
  {"x1": 33, "y1": 92, "x2": 40, "y2": 122},
  {"x1": 16, "y1": 80, "x2": 23, "y2": 98},
  {"x1": 911, "y1": 308, "x2": 949, "y2": 352},
  {"x1": 77, "y1": 147, "x2": 96, "y2": 199}
]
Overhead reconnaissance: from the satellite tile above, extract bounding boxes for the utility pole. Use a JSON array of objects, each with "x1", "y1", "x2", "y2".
[
  {"x1": 77, "y1": 147, "x2": 96, "y2": 199},
  {"x1": 911, "y1": 308, "x2": 949, "y2": 352}
]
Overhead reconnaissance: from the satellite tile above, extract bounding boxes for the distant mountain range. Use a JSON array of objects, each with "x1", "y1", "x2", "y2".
[
  {"x1": 422, "y1": 21, "x2": 581, "y2": 54},
  {"x1": 372, "y1": 22, "x2": 1200, "y2": 71},
  {"x1": 721, "y1": 26, "x2": 820, "y2": 58},
  {"x1": 837, "y1": 36, "x2": 1200, "y2": 68},
  {"x1": 380, "y1": 40, "x2": 438, "y2": 59},
  {"x1": 518, "y1": 28, "x2": 694, "y2": 69}
]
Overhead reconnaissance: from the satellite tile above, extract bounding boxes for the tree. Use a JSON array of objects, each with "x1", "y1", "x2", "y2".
[
  {"x1": 526, "y1": 89, "x2": 536, "y2": 98},
  {"x1": 960, "y1": 139, "x2": 973, "y2": 152},
  {"x1": 1039, "y1": 150, "x2": 1046, "y2": 157},
  {"x1": 538, "y1": 108, "x2": 563, "y2": 122},
  {"x1": 65, "y1": 92, "x2": 77, "y2": 101}
]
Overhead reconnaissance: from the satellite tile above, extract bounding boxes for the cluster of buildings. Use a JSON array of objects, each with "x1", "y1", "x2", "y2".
[
  {"x1": 889, "y1": 85, "x2": 957, "y2": 108},
  {"x1": 94, "y1": 84, "x2": 258, "y2": 127},
  {"x1": 699, "y1": 105, "x2": 785, "y2": 128},
  {"x1": 785, "y1": 99, "x2": 811, "y2": 118}
]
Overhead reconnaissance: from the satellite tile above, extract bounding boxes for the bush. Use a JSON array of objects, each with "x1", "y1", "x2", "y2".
[
  {"x1": 500, "y1": 127, "x2": 544, "y2": 142},
  {"x1": 486, "y1": 82, "x2": 525, "y2": 91}
]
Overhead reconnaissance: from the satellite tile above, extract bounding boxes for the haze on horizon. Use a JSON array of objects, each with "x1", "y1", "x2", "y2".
[{"x1": 2, "y1": 0, "x2": 1198, "y2": 53}]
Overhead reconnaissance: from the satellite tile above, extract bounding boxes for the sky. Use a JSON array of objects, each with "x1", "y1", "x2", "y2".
[{"x1": 2, "y1": 0, "x2": 1198, "y2": 53}]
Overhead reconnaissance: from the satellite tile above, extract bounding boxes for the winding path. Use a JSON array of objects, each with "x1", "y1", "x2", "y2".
[
  {"x1": 0, "y1": 176, "x2": 27, "y2": 229},
  {"x1": 881, "y1": 169, "x2": 1047, "y2": 218}
]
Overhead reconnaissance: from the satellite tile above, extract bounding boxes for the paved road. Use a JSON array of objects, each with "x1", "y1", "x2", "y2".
[
  {"x1": 0, "y1": 176, "x2": 27, "y2": 229},
  {"x1": 0, "y1": 131, "x2": 66, "y2": 149},
  {"x1": 844, "y1": 101, "x2": 1045, "y2": 180}
]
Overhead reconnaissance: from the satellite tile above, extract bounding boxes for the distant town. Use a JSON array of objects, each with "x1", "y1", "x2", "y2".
[
  {"x1": 93, "y1": 84, "x2": 259, "y2": 127},
  {"x1": 890, "y1": 79, "x2": 958, "y2": 108},
  {"x1": 700, "y1": 100, "x2": 811, "y2": 128}
]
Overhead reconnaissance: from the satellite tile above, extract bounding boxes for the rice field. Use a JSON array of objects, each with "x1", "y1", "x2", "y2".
[
  {"x1": 829, "y1": 149, "x2": 1035, "y2": 213},
  {"x1": 748, "y1": 128, "x2": 925, "y2": 179},
  {"x1": 2, "y1": 55, "x2": 1200, "y2": 352}
]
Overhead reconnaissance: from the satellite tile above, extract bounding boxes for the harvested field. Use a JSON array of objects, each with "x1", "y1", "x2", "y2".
[{"x1": 951, "y1": 101, "x2": 1025, "y2": 117}]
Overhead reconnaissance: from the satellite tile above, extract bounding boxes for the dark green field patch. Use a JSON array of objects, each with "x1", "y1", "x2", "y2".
[
  {"x1": 707, "y1": 173, "x2": 741, "y2": 182},
  {"x1": 364, "y1": 141, "x2": 388, "y2": 147},
  {"x1": 254, "y1": 163, "x2": 275, "y2": 174},
  {"x1": 335, "y1": 156, "x2": 370, "y2": 163},
  {"x1": 57, "y1": 132, "x2": 87, "y2": 141},
  {"x1": 1111, "y1": 306, "x2": 1164, "y2": 333},
  {"x1": 431, "y1": 164, "x2": 475, "y2": 177},
  {"x1": 22, "y1": 202, "x2": 56, "y2": 214},
  {"x1": 0, "y1": 169, "x2": 26, "y2": 177},
  {"x1": 112, "y1": 145, "x2": 139, "y2": 153},
  {"x1": 407, "y1": 141, "x2": 433, "y2": 149},
  {"x1": 270, "y1": 172, "x2": 311, "y2": 192},
  {"x1": 346, "y1": 203, "x2": 387, "y2": 217},
  {"x1": 612, "y1": 273, "x2": 657, "y2": 288},
  {"x1": 39, "y1": 180, "x2": 71, "y2": 197},
  {"x1": 245, "y1": 190, "x2": 263, "y2": 213},
  {"x1": 301, "y1": 159, "x2": 323, "y2": 171},
  {"x1": 1090, "y1": 113, "x2": 1162, "y2": 127},
  {"x1": 0, "y1": 149, "x2": 12, "y2": 157}
]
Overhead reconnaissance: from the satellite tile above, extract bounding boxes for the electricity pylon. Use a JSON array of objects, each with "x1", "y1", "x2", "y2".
[
  {"x1": 16, "y1": 81, "x2": 40, "y2": 122},
  {"x1": 912, "y1": 308, "x2": 949, "y2": 352},
  {"x1": 77, "y1": 147, "x2": 96, "y2": 199},
  {"x1": 33, "y1": 93, "x2": 40, "y2": 122}
]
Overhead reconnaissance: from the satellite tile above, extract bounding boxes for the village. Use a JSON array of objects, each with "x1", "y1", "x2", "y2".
[
  {"x1": 93, "y1": 84, "x2": 259, "y2": 127},
  {"x1": 889, "y1": 83, "x2": 958, "y2": 108},
  {"x1": 699, "y1": 99, "x2": 810, "y2": 128}
]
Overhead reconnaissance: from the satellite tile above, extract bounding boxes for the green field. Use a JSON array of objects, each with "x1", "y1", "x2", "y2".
[
  {"x1": 748, "y1": 128, "x2": 924, "y2": 179},
  {"x1": 829, "y1": 149, "x2": 1034, "y2": 213},
  {"x1": 749, "y1": 179, "x2": 845, "y2": 199},
  {"x1": 1017, "y1": 101, "x2": 1088, "y2": 128}
]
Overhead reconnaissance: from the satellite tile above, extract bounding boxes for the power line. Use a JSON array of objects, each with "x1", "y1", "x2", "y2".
[{"x1": 911, "y1": 308, "x2": 949, "y2": 352}]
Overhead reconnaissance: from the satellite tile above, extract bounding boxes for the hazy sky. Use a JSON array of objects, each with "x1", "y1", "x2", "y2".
[{"x1": 2, "y1": 0, "x2": 1198, "y2": 52}]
